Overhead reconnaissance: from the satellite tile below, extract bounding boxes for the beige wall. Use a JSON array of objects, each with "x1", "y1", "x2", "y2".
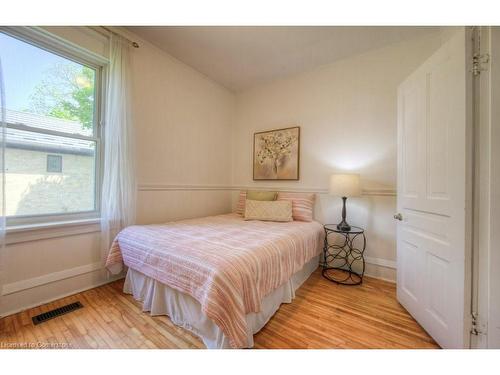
[
  {"x1": 126, "y1": 29, "x2": 235, "y2": 224},
  {"x1": 231, "y1": 32, "x2": 446, "y2": 281}
]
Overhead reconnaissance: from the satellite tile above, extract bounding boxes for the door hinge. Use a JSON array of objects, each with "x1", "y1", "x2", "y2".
[
  {"x1": 472, "y1": 53, "x2": 490, "y2": 76},
  {"x1": 470, "y1": 312, "x2": 486, "y2": 336}
]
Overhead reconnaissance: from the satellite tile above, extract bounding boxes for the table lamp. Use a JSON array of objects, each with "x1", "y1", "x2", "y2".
[{"x1": 329, "y1": 174, "x2": 361, "y2": 231}]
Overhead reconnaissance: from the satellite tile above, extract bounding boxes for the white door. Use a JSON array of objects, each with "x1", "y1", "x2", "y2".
[{"x1": 396, "y1": 28, "x2": 472, "y2": 349}]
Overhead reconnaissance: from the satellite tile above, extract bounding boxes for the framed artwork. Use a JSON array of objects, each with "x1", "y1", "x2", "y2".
[{"x1": 253, "y1": 126, "x2": 300, "y2": 180}]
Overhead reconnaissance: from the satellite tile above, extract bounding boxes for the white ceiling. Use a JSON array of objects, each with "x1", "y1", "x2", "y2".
[{"x1": 127, "y1": 26, "x2": 440, "y2": 92}]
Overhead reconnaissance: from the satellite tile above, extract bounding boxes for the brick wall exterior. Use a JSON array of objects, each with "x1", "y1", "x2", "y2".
[{"x1": 5, "y1": 148, "x2": 95, "y2": 216}]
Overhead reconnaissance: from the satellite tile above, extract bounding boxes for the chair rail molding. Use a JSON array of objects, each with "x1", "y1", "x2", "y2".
[{"x1": 138, "y1": 183, "x2": 396, "y2": 196}]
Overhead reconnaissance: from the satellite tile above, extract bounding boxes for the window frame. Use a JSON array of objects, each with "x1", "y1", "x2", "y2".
[{"x1": 0, "y1": 26, "x2": 108, "y2": 227}]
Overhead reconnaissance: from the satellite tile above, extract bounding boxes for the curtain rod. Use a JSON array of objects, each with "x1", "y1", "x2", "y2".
[{"x1": 98, "y1": 26, "x2": 140, "y2": 48}]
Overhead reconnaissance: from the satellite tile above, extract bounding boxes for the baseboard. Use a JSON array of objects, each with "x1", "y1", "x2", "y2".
[
  {"x1": 364, "y1": 269, "x2": 396, "y2": 283},
  {"x1": 364, "y1": 257, "x2": 396, "y2": 283},
  {"x1": 0, "y1": 274, "x2": 124, "y2": 318},
  {"x1": 1, "y1": 261, "x2": 103, "y2": 296},
  {"x1": 364, "y1": 256, "x2": 396, "y2": 269},
  {"x1": 364, "y1": 263, "x2": 396, "y2": 283}
]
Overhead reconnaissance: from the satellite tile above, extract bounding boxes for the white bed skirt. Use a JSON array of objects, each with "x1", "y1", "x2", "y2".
[{"x1": 123, "y1": 255, "x2": 319, "y2": 349}]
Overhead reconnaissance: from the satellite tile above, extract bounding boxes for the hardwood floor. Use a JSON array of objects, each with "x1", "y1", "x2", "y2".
[{"x1": 0, "y1": 268, "x2": 439, "y2": 349}]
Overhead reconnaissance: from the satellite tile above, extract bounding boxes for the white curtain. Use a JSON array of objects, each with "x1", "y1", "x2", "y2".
[
  {"x1": 0, "y1": 56, "x2": 6, "y2": 310},
  {"x1": 101, "y1": 35, "x2": 136, "y2": 267}
]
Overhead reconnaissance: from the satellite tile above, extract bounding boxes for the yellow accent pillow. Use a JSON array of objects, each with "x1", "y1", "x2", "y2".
[
  {"x1": 246, "y1": 190, "x2": 277, "y2": 201},
  {"x1": 244, "y1": 199, "x2": 293, "y2": 222}
]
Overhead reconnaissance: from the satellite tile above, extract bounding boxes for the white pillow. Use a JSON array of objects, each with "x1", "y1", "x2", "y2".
[{"x1": 244, "y1": 199, "x2": 293, "y2": 222}]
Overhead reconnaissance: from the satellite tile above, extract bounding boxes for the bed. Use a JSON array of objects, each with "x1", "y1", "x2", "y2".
[{"x1": 106, "y1": 212, "x2": 324, "y2": 348}]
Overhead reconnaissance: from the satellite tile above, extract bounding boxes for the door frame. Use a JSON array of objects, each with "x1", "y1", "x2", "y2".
[
  {"x1": 473, "y1": 26, "x2": 500, "y2": 349},
  {"x1": 463, "y1": 26, "x2": 475, "y2": 349}
]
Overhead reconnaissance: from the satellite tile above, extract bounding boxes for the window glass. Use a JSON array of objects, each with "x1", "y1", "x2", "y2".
[
  {"x1": 0, "y1": 32, "x2": 99, "y2": 218},
  {"x1": 5, "y1": 128, "x2": 96, "y2": 217}
]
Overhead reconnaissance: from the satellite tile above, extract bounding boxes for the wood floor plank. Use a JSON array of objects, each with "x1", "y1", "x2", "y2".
[{"x1": 0, "y1": 268, "x2": 439, "y2": 349}]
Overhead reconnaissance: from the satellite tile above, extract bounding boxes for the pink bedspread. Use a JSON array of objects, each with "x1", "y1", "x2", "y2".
[{"x1": 105, "y1": 213, "x2": 323, "y2": 348}]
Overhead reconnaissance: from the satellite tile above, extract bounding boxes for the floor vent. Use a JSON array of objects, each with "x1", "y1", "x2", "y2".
[{"x1": 32, "y1": 301, "x2": 83, "y2": 325}]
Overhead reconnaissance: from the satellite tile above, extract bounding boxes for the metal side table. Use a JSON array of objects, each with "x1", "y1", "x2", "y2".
[{"x1": 322, "y1": 224, "x2": 366, "y2": 285}]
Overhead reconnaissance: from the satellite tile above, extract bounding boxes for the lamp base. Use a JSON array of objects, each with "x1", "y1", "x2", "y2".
[
  {"x1": 337, "y1": 196, "x2": 351, "y2": 232},
  {"x1": 336, "y1": 220, "x2": 351, "y2": 232}
]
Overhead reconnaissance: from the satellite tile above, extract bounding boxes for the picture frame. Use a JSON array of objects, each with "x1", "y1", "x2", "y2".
[{"x1": 253, "y1": 126, "x2": 300, "y2": 180}]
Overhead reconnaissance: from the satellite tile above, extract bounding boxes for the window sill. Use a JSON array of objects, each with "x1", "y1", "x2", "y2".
[{"x1": 5, "y1": 218, "x2": 101, "y2": 245}]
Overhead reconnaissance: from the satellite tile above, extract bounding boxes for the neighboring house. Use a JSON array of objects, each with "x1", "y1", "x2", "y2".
[{"x1": 4, "y1": 110, "x2": 96, "y2": 217}]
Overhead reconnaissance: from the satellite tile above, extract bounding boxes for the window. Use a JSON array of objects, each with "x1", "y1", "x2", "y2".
[
  {"x1": 0, "y1": 29, "x2": 103, "y2": 223},
  {"x1": 47, "y1": 155, "x2": 63, "y2": 173}
]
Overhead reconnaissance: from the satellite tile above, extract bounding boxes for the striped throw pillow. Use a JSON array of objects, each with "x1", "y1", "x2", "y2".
[
  {"x1": 236, "y1": 190, "x2": 247, "y2": 215},
  {"x1": 277, "y1": 192, "x2": 315, "y2": 222}
]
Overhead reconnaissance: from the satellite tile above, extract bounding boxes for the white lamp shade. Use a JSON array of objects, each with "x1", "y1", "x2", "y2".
[{"x1": 329, "y1": 174, "x2": 361, "y2": 197}]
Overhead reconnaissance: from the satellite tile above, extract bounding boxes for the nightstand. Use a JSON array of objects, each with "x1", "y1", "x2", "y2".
[{"x1": 322, "y1": 224, "x2": 366, "y2": 285}]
